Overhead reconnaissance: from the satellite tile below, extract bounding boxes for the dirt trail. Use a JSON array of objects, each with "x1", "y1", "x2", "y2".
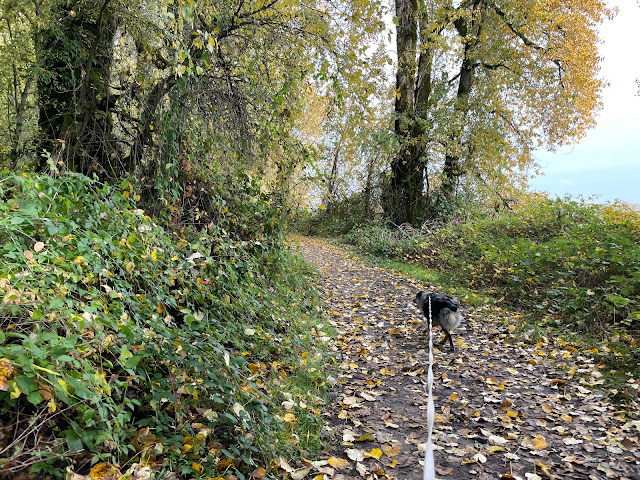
[{"x1": 295, "y1": 237, "x2": 640, "y2": 480}]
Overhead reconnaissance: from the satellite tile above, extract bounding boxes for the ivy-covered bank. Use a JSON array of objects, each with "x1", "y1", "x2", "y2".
[{"x1": 0, "y1": 172, "x2": 329, "y2": 479}]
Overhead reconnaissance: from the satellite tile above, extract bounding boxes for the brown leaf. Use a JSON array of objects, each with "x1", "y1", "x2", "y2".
[
  {"x1": 436, "y1": 466, "x2": 454, "y2": 476},
  {"x1": 382, "y1": 445, "x2": 400, "y2": 457},
  {"x1": 250, "y1": 467, "x2": 267, "y2": 479}
]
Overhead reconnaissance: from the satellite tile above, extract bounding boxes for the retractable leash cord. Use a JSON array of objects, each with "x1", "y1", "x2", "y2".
[{"x1": 423, "y1": 296, "x2": 435, "y2": 480}]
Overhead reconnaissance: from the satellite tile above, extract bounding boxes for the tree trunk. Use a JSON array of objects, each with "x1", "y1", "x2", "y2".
[
  {"x1": 386, "y1": 0, "x2": 435, "y2": 225},
  {"x1": 324, "y1": 144, "x2": 341, "y2": 213},
  {"x1": 388, "y1": 0, "x2": 420, "y2": 225},
  {"x1": 440, "y1": 1, "x2": 483, "y2": 203},
  {"x1": 36, "y1": 0, "x2": 117, "y2": 176}
]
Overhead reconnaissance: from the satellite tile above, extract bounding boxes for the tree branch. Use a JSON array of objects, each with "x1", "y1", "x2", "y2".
[{"x1": 487, "y1": 1, "x2": 546, "y2": 52}]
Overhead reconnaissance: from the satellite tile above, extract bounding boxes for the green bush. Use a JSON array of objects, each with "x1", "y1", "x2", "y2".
[{"x1": 0, "y1": 172, "x2": 326, "y2": 477}]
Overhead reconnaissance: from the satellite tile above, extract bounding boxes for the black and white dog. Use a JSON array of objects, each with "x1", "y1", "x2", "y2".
[{"x1": 414, "y1": 291, "x2": 462, "y2": 351}]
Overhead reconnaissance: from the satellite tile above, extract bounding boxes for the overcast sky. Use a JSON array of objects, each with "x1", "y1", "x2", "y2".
[{"x1": 529, "y1": 1, "x2": 640, "y2": 205}]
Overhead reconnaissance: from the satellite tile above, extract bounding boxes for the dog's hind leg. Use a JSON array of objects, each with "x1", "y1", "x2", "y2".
[{"x1": 439, "y1": 330, "x2": 454, "y2": 351}]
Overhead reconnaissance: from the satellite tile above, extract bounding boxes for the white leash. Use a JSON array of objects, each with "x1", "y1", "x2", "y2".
[{"x1": 423, "y1": 296, "x2": 435, "y2": 480}]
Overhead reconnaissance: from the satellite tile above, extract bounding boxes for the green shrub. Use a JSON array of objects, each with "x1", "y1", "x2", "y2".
[{"x1": 0, "y1": 172, "x2": 327, "y2": 478}]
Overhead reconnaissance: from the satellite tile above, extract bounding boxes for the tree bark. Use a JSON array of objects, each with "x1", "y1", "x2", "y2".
[
  {"x1": 36, "y1": 0, "x2": 117, "y2": 176},
  {"x1": 387, "y1": 0, "x2": 434, "y2": 225},
  {"x1": 440, "y1": 1, "x2": 484, "y2": 203}
]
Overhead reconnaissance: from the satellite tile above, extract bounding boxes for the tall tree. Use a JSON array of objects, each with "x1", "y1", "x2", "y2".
[
  {"x1": 35, "y1": 0, "x2": 118, "y2": 174},
  {"x1": 387, "y1": 0, "x2": 613, "y2": 225}
]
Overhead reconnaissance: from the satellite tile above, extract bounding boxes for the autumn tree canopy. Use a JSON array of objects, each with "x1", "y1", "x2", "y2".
[
  {"x1": 0, "y1": 0, "x2": 614, "y2": 225},
  {"x1": 387, "y1": 0, "x2": 613, "y2": 225}
]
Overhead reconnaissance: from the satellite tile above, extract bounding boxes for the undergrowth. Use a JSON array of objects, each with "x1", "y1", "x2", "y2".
[{"x1": 0, "y1": 172, "x2": 330, "y2": 478}]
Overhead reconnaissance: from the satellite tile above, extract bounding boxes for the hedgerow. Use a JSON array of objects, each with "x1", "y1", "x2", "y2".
[{"x1": 0, "y1": 172, "x2": 328, "y2": 478}]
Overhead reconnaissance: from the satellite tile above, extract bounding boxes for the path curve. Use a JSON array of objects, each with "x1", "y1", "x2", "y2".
[{"x1": 296, "y1": 237, "x2": 639, "y2": 480}]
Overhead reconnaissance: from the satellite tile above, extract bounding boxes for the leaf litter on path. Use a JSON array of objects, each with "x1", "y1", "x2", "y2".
[{"x1": 295, "y1": 237, "x2": 639, "y2": 480}]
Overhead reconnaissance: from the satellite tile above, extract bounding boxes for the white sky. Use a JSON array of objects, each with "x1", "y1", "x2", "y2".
[{"x1": 530, "y1": 1, "x2": 640, "y2": 205}]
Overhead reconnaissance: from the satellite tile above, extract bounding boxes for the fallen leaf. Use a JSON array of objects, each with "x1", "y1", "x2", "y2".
[
  {"x1": 382, "y1": 444, "x2": 400, "y2": 457},
  {"x1": 327, "y1": 457, "x2": 350, "y2": 469},
  {"x1": 473, "y1": 453, "x2": 487, "y2": 464},
  {"x1": 363, "y1": 448, "x2": 382, "y2": 460},
  {"x1": 346, "y1": 448, "x2": 365, "y2": 462},
  {"x1": 291, "y1": 467, "x2": 311, "y2": 480},
  {"x1": 355, "y1": 432, "x2": 375, "y2": 442},
  {"x1": 436, "y1": 466, "x2": 454, "y2": 476},
  {"x1": 356, "y1": 462, "x2": 368, "y2": 476}
]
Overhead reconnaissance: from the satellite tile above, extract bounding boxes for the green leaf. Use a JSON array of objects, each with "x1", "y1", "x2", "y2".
[
  {"x1": 124, "y1": 355, "x2": 141, "y2": 368},
  {"x1": 27, "y1": 392, "x2": 44, "y2": 405},
  {"x1": 65, "y1": 430, "x2": 83, "y2": 452},
  {"x1": 14, "y1": 375, "x2": 38, "y2": 395},
  {"x1": 82, "y1": 408, "x2": 97, "y2": 423}
]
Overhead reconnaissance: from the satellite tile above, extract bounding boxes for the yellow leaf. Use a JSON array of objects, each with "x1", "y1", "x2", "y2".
[
  {"x1": 192, "y1": 463, "x2": 203, "y2": 474},
  {"x1": 364, "y1": 448, "x2": 382, "y2": 460},
  {"x1": 327, "y1": 457, "x2": 350, "y2": 469},
  {"x1": 283, "y1": 413, "x2": 296, "y2": 423},
  {"x1": 33, "y1": 364, "x2": 60, "y2": 376},
  {"x1": 355, "y1": 432, "x2": 375, "y2": 442},
  {"x1": 89, "y1": 462, "x2": 121, "y2": 478},
  {"x1": 541, "y1": 403, "x2": 553, "y2": 413},
  {"x1": 9, "y1": 380, "x2": 21, "y2": 399},
  {"x1": 47, "y1": 400, "x2": 57, "y2": 413},
  {"x1": 450, "y1": 393, "x2": 459, "y2": 402},
  {"x1": 523, "y1": 435, "x2": 547, "y2": 450},
  {"x1": 248, "y1": 363, "x2": 260, "y2": 374},
  {"x1": 535, "y1": 461, "x2": 552, "y2": 476},
  {"x1": 217, "y1": 457, "x2": 233, "y2": 472}
]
